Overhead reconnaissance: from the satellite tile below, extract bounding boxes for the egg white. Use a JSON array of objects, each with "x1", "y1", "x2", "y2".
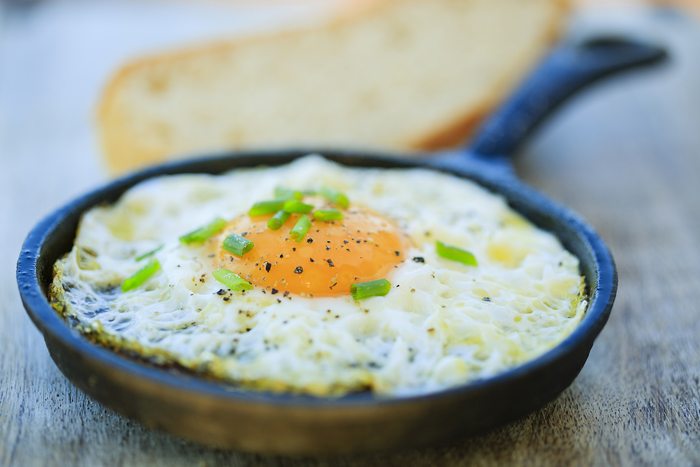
[{"x1": 51, "y1": 155, "x2": 587, "y2": 396}]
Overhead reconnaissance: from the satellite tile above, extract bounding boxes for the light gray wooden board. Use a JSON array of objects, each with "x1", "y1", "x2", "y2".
[{"x1": 1, "y1": 3, "x2": 698, "y2": 466}]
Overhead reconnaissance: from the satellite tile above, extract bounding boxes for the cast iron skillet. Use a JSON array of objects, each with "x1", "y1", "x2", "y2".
[{"x1": 17, "y1": 37, "x2": 665, "y2": 456}]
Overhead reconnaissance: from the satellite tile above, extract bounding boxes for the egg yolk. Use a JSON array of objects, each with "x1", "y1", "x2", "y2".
[{"x1": 216, "y1": 208, "x2": 406, "y2": 297}]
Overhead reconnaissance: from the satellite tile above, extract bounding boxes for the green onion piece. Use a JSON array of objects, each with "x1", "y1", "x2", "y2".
[
  {"x1": 351, "y1": 279, "x2": 391, "y2": 300},
  {"x1": 319, "y1": 187, "x2": 350, "y2": 209},
  {"x1": 248, "y1": 200, "x2": 285, "y2": 217},
  {"x1": 313, "y1": 209, "x2": 343, "y2": 222},
  {"x1": 212, "y1": 268, "x2": 253, "y2": 292},
  {"x1": 179, "y1": 217, "x2": 227, "y2": 245},
  {"x1": 290, "y1": 214, "x2": 311, "y2": 242},
  {"x1": 121, "y1": 259, "x2": 161, "y2": 292},
  {"x1": 222, "y1": 233, "x2": 254, "y2": 257},
  {"x1": 267, "y1": 210, "x2": 291, "y2": 230},
  {"x1": 274, "y1": 186, "x2": 304, "y2": 200},
  {"x1": 283, "y1": 199, "x2": 314, "y2": 214},
  {"x1": 135, "y1": 245, "x2": 163, "y2": 262},
  {"x1": 435, "y1": 241, "x2": 478, "y2": 266}
]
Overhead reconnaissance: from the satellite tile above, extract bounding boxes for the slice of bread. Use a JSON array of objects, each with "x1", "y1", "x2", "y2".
[{"x1": 99, "y1": 0, "x2": 567, "y2": 174}]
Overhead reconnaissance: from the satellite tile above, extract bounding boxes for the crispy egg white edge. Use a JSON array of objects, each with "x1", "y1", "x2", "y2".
[{"x1": 51, "y1": 155, "x2": 587, "y2": 397}]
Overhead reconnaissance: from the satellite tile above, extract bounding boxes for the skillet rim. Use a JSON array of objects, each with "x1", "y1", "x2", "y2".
[{"x1": 17, "y1": 148, "x2": 617, "y2": 409}]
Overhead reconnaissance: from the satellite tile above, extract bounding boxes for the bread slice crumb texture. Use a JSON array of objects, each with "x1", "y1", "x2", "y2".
[{"x1": 99, "y1": 0, "x2": 566, "y2": 174}]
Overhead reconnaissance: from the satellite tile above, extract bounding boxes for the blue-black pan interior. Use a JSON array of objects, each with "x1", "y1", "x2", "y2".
[{"x1": 17, "y1": 37, "x2": 666, "y2": 455}]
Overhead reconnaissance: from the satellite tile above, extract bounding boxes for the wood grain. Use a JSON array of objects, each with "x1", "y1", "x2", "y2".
[{"x1": 1, "y1": 4, "x2": 699, "y2": 466}]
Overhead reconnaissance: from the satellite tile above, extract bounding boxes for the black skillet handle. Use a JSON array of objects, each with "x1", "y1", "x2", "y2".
[{"x1": 468, "y1": 37, "x2": 667, "y2": 158}]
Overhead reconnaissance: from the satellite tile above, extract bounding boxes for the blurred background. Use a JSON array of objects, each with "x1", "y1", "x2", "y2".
[
  {"x1": 1, "y1": 0, "x2": 698, "y2": 186},
  {"x1": 0, "y1": 0, "x2": 698, "y2": 185}
]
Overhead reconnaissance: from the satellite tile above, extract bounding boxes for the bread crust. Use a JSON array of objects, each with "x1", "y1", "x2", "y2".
[
  {"x1": 98, "y1": 0, "x2": 386, "y2": 173},
  {"x1": 409, "y1": 0, "x2": 570, "y2": 152}
]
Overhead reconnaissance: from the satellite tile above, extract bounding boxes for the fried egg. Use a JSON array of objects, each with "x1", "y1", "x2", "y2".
[
  {"x1": 50, "y1": 155, "x2": 587, "y2": 396},
  {"x1": 218, "y1": 207, "x2": 407, "y2": 297}
]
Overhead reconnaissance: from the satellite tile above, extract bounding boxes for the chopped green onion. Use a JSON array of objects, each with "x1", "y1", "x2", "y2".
[
  {"x1": 121, "y1": 259, "x2": 161, "y2": 292},
  {"x1": 274, "y1": 186, "x2": 304, "y2": 200},
  {"x1": 351, "y1": 279, "x2": 391, "y2": 300},
  {"x1": 435, "y1": 241, "x2": 478, "y2": 266},
  {"x1": 248, "y1": 200, "x2": 285, "y2": 217},
  {"x1": 313, "y1": 209, "x2": 343, "y2": 222},
  {"x1": 320, "y1": 187, "x2": 349, "y2": 209},
  {"x1": 213, "y1": 268, "x2": 253, "y2": 292},
  {"x1": 179, "y1": 217, "x2": 227, "y2": 245},
  {"x1": 290, "y1": 214, "x2": 311, "y2": 242},
  {"x1": 267, "y1": 210, "x2": 291, "y2": 230},
  {"x1": 222, "y1": 233, "x2": 254, "y2": 256},
  {"x1": 135, "y1": 245, "x2": 163, "y2": 262},
  {"x1": 283, "y1": 199, "x2": 314, "y2": 214}
]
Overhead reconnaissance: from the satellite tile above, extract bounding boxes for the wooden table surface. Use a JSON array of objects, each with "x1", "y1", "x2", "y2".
[{"x1": 1, "y1": 3, "x2": 699, "y2": 466}]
